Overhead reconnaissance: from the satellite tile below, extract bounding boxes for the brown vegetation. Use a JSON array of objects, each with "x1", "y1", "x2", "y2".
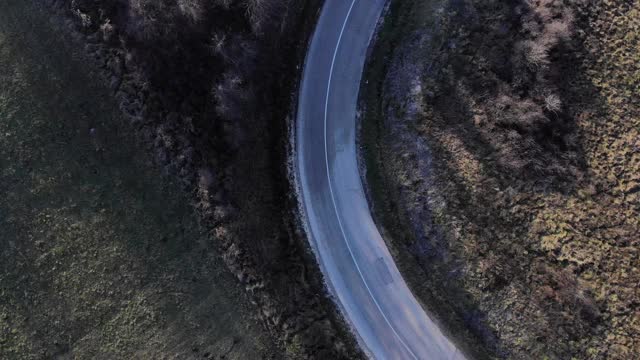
[
  {"x1": 434, "y1": 0, "x2": 584, "y2": 183},
  {"x1": 362, "y1": 0, "x2": 639, "y2": 358}
]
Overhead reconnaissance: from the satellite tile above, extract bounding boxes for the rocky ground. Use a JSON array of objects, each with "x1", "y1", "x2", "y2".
[{"x1": 361, "y1": 0, "x2": 639, "y2": 358}]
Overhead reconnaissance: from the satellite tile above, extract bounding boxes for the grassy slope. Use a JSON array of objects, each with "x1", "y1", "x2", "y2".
[
  {"x1": 0, "y1": 2, "x2": 278, "y2": 358},
  {"x1": 42, "y1": 0, "x2": 364, "y2": 356},
  {"x1": 361, "y1": 0, "x2": 639, "y2": 359},
  {"x1": 360, "y1": 1, "x2": 494, "y2": 359}
]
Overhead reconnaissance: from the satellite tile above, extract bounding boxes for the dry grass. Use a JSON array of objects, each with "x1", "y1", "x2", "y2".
[{"x1": 361, "y1": 0, "x2": 639, "y2": 358}]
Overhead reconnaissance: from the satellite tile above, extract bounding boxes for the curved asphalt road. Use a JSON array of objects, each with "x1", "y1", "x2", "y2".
[{"x1": 295, "y1": 0, "x2": 467, "y2": 359}]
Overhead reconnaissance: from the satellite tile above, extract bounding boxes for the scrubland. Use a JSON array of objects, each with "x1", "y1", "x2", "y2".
[
  {"x1": 361, "y1": 0, "x2": 639, "y2": 358},
  {"x1": 2, "y1": 0, "x2": 361, "y2": 358}
]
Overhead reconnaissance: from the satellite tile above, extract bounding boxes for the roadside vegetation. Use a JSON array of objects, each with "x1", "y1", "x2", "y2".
[
  {"x1": 361, "y1": 0, "x2": 639, "y2": 358},
  {"x1": 0, "y1": 2, "x2": 276, "y2": 358},
  {"x1": 2, "y1": 0, "x2": 362, "y2": 358}
]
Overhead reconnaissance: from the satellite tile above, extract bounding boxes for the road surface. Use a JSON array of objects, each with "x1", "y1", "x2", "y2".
[{"x1": 295, "y1": 0, "x2": 467, "y2": 359}]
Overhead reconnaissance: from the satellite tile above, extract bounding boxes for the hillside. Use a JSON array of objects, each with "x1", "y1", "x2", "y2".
[
  {"x1": 1, "y1": 0, "x2": 362, "y2": 358},
  {"x1": 0, "y1": 1, "x2": 277, "y2": 358},
  {"x1": 361, "y1": 0, "x2": 639, "y2": 358}
]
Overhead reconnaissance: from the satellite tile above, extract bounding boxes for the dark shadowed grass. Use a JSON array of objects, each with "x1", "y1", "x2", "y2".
[{"x1": 0, "y1": 1, "x2": 279, "y2": 358}]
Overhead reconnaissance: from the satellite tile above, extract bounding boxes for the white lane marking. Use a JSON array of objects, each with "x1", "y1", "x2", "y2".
[{"x1": 323, "y1": 1, "x2": 420, "y2": 359}]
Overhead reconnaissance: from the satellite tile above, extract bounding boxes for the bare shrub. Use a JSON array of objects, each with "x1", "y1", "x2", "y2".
[
  {"x1": 244, "y1": 0, "x2": 284, "y2": 34},
  {"x1": 73, "y1": 8, "x2": 92, "y2": 28},
  {"x1": 177, "y1": 0, "x2": 204, "y2": 24},
  {"x1": 522, "y1": 39, "x2": 549, "y2": 69},
  {"x1": 455, "y1": 0, "x2": 580, "y2": 179},
  {"x1": 544, "y1": 93, "x2": 562, "y2": 112},
  {"x1": 99, "y1": 19, "x2": 115, "y2": 42},
  {"x1": 214, "y1": 72, "x2": 254, "y2": 122},
  {"x1": 127, "y1": 0, "x2": 175, "y2": 40},
  {"x1": 209, "y1": 32, "x2": 227, "y2": 56},
  {"x1": 546, "y1": 19, "x2": 572, "y2": 41}
]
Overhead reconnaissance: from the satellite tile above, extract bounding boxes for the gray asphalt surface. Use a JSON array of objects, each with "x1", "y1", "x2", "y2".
[{"x1": 295, "y1": 0, "x2": 467, "y2": 359}]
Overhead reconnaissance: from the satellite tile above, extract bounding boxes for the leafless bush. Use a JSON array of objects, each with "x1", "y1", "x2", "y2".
[
  {"x1": 544, "y1": 93, "x2": 562, "y2": 112},
  {"x1": 99, "y1": 19, "x2": 115, "y2": 42},
  {"x1": 226, "y1": 37, "x2": 258, "y2": 69},
  {"x1": 243, "y1": 0, "x2": 285, "y2": 34},
  {"x1": 127, "y1": 0, "x2": 175, "y2": 40},
  {"x1": 209, "y1": 32, "x2": 227, "y2": 56},
  {"x1": 177, "y1": 0, "x2": 204, "y2": 24},
  {"x1": 448, "y1": 0, "x2": 580, "y2": 179},
  {"x1": 73, "y1": 7, "x2": 92, "y2": 28},
  {"x1": 546, "y1": 19, "x2": 572, "y2": 41},
  {"x1": 121, "y1": 0, "x2": 209, "y2": 42},
  {"x1": 518, "y1": 0, "x2": 574, "y2": 69},
  {"x1": 492, "y1": 95, "x2": 549, "y2": 130},
  {"x1": 214, "y1": 72, "x2": 254, "y2": 122},
  {"x1": 522, "y1": 39, "x2": 550, "y2": 69}
]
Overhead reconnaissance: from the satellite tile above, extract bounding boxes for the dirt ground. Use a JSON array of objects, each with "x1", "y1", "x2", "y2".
[
  {"x1": 0, "y1": 2, "x2": 280, "y2": 358},
  {"x1": 361, "y1": 0, "x2": 639, "y2": 359}
]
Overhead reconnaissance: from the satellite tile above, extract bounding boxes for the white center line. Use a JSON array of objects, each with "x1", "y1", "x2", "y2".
[{"x1": 322, "y1": 0, "x2": 420, "y2": 359}]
